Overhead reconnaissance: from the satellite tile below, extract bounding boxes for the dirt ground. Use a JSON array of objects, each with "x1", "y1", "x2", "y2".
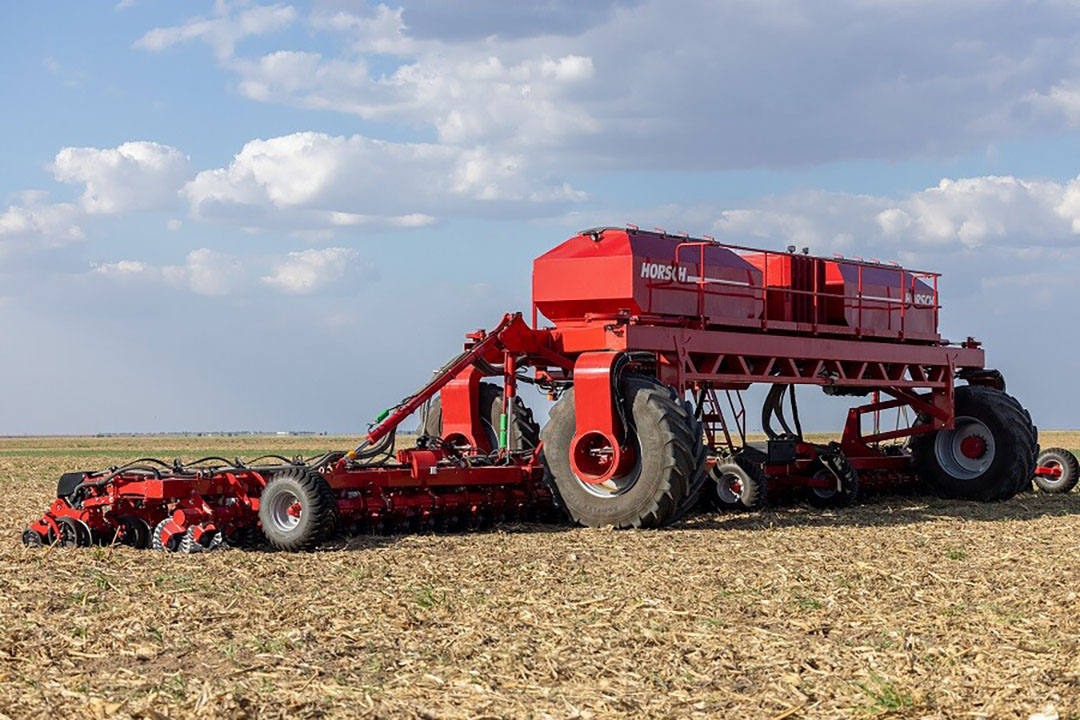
[{"x1": 1, "y1": 434, "x2": 1079, "y2": 719}]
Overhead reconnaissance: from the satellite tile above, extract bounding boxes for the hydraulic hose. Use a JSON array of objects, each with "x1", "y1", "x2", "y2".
[{"x1": 789, "y1": 385, "x2": 804, "y2": 439}]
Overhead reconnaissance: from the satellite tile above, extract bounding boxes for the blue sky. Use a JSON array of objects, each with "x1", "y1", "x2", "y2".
[{"x1": 2, "y1": 0, "x2": 1079, "y2": 434}]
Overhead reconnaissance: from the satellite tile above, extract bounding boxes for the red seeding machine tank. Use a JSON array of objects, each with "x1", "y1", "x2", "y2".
[{"x1": 25, "y1": 226, "x2": 1040, "y2": 551}]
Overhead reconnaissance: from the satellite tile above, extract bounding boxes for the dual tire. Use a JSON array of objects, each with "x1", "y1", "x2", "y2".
[
  {"x1": 708, "y1": 449, "x2": 859, "y2": 511},
  {"x1": 806, "y1": 451, "x2": 860, "y2": 509},
  {"x1": 911, "y1": 385, "x2": 1037, "y2": 502}
]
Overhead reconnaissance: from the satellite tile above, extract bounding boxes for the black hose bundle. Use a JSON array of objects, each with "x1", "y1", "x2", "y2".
[{"x1": 762, "y1": 384, "x2": 803, "y2": 441}]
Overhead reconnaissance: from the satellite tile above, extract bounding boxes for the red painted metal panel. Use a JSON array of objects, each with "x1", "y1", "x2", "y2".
[
  {"x1": 440, "y1": 365, "x2": 490, "y2": 451},
  {"x1": 570, "y1": 351, "x2": 634, "y2": 482},
  {"x1": 534, "y1": 228, "x2": 943, "y2": 343}
]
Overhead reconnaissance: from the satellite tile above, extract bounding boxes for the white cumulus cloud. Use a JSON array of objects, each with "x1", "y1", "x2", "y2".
[
  {"x1": 232, "y1": 49, "x2": 597, "y2": 149},
  {"x1": 95, "y1": 249, "x2": 246, "y2": 296},
  {"x1": 182, "y1": 131, "x2": 585, "y2": 230},
  {"x1": 0, "y1": 142, "x2": 192, "y2": 255},
  {"x1": 260, "y1": 247, "x2": 369, "y2": 294},
  {"x1": 134, "y1": 2, "x2": 297, "y2": 60},
  {"x1": 52, "y1": 141, "x2": 192, "y2": 215},
  {"x1": 309, "y1": 5, "x2": 416, "y2": 56},
  {"x1": 93, "y1": 247, "x2": 373, "y2": 297},
  {"x1": 94, "y1": 259, "x2": 148, "y2": 277},
  {"x1": 709, "y1": 174, "x2": 1080, "y2": 257},
  {"x1": 179, "y1": 0, "x2": 1080, "y2": 171},
  {"x1": 173, "y1": 248, "x2": 245, "y2": 296},
  {"x1": 0, "y1": 200, "x2": 84, "y2": 249}
]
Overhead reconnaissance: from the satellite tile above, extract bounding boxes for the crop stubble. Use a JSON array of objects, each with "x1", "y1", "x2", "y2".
[{"x1": 0, "y1": 434, "x2": 1078, "y2": 719}]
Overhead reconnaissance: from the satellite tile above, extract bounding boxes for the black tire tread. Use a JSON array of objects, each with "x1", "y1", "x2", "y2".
[
  {"x1": 259, "y1": 469, "x2": 337, "y2": 552},
  {"x1": 541, "y1": 374, "x2": 693, "y2": 529},
  {"x1": 1034, "y1": 447, "x2": 1080, "y2": 494},
  {"x1": 151, "y1": 518, "x2": 172, "y2": 552},
  {"x1": 806, "y1": 451, "x2": 859, "y2": 509}
]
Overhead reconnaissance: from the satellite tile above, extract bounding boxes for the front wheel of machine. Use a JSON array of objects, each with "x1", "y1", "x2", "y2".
[
  {"x1": 259, "y1": 470, "x2": 336, "y2": 552},
  {"x1": 806, "y1": 451, "x2": 860, "y2": 509},
  {"x1": 540, "y1": 374, "x2": 694, "y2": 529},
  {"x1": 709, "y1": 456, "x2": 769, "y2": 511},
  {"x1": 1033, "y1": 447, "x2": 1080, "y2": 494},
  {"x1": 910, "y1": 385, "x2": 1037, "y2": 502}
]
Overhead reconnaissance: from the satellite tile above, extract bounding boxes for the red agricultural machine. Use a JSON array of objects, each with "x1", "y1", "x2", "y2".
[{"x1": 24, "y1": 227, "x2": 1039, "y2": 552}]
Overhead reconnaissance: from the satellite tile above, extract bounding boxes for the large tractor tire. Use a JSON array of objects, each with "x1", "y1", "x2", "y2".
[
  {"x1": 910, "y1": 385, "x2": 1037, "y2": 502},
  {"x1": 421, "y1": 382, "x2": 540, "y2": 452},
  {"x1": 258, "y1": 468, "x2": 338, "y2": 552},
  {"x1": 1033, "y1": 448, "x2": 1080, "y2": 494},
  {"x1": 668, "y1": 404, "x2": 709, "y2": 523},
  {"x1": 540, "y1": 373, "x2": 699, "y2": 529}
]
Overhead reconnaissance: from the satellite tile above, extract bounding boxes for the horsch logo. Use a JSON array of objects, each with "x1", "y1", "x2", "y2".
[
  {"x1": 905, "y1": 291, "x2": 935, "y2": 306},
  {"x1": 641, "y1": 262, "x2": 688, "y2": 282}
]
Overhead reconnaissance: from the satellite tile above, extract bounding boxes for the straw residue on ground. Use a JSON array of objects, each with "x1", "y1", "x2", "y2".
[{"x1": 1, "y1": 435, "x2": 1079, "y2": 719}]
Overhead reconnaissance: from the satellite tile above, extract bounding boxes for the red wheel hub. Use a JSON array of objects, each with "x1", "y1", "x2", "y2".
[
  {"x1": 570, "y1": 431, "x2": 634, "y2": 484},
  {"x1": 1040, "y1": 461, "x2": 1063, "y2": 478},
  {"x1": 960, "y1": 434, "x2": 988, "y2": 460}
]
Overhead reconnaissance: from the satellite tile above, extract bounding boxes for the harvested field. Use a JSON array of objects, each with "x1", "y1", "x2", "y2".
[{"x1": 2, "y1": 435, "x2": 1080, "y2": 719}]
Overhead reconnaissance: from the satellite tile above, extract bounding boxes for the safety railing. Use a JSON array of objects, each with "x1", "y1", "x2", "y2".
[{"x1": 664, "y1": 238, "x2": 941, "y2": 339}]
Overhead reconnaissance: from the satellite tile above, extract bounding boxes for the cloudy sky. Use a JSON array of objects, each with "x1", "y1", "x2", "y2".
[{"x1": 2, "y1": 0, "x2": 1080, "y2": 434}]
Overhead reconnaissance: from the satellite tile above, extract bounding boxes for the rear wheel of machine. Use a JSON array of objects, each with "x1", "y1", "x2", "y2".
[
  {"x1": 259, "y1": 469, "x2": 336, "y2": 552},
  {"x1": 1033, "y1": 448, "x2": 1080, "y2": 494},
  {"x1": 911, "y1": 385, "x2": 1037, "y2": 502},
  {"x1": 709, "y1": 455, "x2": 769, "y2": 511},
  {"x1": 421, "y1": 382, "x2": 540, "y2": 451},
  {"x1": 540, "y1": 373, "x2": 694, "y2": 529},
  {"x1": 806, "y1": 452, "x2": 859, "y2": 509}
]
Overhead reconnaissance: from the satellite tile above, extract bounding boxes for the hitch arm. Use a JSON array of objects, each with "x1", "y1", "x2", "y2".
[{"x1": 348, "y1": 314, "x2": 517, "y2": 459}]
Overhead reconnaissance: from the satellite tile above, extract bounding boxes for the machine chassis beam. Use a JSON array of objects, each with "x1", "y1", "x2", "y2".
[{"x1": 547, "y1": 324, "x2": 983, "y2": 392}]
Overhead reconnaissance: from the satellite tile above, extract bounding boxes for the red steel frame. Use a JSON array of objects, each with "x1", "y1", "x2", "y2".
[{"x1": 527, "y1": 230, "x2": 989, "y2": 484}]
